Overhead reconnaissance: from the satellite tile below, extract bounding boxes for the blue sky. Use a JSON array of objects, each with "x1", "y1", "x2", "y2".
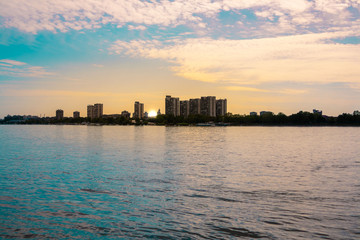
[{"x1": 0, "y1": 0, "x2": 360, "y2": 117}]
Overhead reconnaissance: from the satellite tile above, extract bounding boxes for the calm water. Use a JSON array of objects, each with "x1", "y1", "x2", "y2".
[{"x1": 0, "y1": 125, "x2": 359, "y2": 239}]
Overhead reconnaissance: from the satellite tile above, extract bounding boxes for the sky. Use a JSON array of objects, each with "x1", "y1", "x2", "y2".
[{"x1": 0, "y1": 0, "x2": 360, "y2": 118}]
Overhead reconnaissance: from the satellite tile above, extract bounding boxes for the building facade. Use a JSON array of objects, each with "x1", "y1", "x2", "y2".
[
  {"x1": 189, "y1": 98, "x2": 201, "y2": 115},
  {"x1": 260, "y1": 111, "x2": 273, "y2": 116},
  {"x1": 87, "y1": 103, "x2": 103, "y2": 119},
  {"x1": 93, "y1": 103, "x2": 103, "y2": 118},
  {"x1": 56, "y1": 109, "x2": 64, "y2": 120},
  {"x1": 216, "y1": 99, "x2": 227, "y2": 116},
  {"x1": 313, "y1": 109, "x2": 322, "y2": 115},
  {"x1": 87, "y1": 105, "x2": 94, "y2": 118},
  {"x1": 133, "y1": 101, "x2": 144, "y2": 119},
  {"x1": 73, "y1": 111, "x2": 80, "y2": 118},
  {"x1": 165, "y1": 95, "x2": 180, "y2": 116},
  {"x1": 180, "y1": 100, "x2": 190, "y2": 118},
  {"x1": 200, "y1": 96, "x2": 216, "y2": 117}
]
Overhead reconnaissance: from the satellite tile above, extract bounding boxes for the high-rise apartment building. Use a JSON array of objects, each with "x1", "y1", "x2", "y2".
[
  {"x1": 180, "y1": 100, "x2": 190, "y2": 118},
  {"x1": 87, "y1": 105, "x2": 94, "y2": 118},
  {"x1": 200, "y1": 96, "x2": 216, "y2": 117},
  {"x1": 73, "y1": 111, "x2": 80, "y2": 118},
  {"x1": 165, "y1": 95, "x2": 180, "y2": 116},
  {"x1": 216, "y1": 99, "x2": 227, "y2": 116},
  {"x1": 133, "y1": 101, "x2": 144, "y2": 119},
  {"x1": 56, "y1": 109, "x2": 64, "y2": 120},
  {"x1": 94, "y1": 103, "x2": 103, "y2": 118},
  {"x1": 189, "y1": 98, "x2": 201, "y2": 115},
  {"x1": 87, "y1": 103, "x2": 103, "y2": 119}
]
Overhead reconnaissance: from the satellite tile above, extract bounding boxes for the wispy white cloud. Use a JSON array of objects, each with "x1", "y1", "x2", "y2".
[
  {"x1": 128, "y1": 25, "x2": 147, "y2": 31},
  {"x1": 0, "y1": 59, "x2": 54, "y2": 78},
  {"x1": 109, "y1": 30, "x2": 360, "y2": 86},
  {"x1": 0, "y1": 0, "x2": 358, "y2": 36},
  {"x1": 0, "y1": 89, "x2": 116, "y2": 97},
  {"x1": 0, "y1": 59, "x2": 26, "y2": 66}
]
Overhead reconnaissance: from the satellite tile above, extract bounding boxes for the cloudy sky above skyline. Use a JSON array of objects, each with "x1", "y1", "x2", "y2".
[{"x1": 1, "y1": 0, "x2": 359, "y2": 117}]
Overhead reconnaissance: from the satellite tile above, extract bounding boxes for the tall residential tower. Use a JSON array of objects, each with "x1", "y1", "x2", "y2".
[
  {"x1": 134, "y1": 101, "x2": 144, "y2": 119},
  {"x1": 87, "y1": 103, "x2": 103, "y2": 119},
  {"x1": 216, "y1": 99, "x2": 227, "y2": 116},
  {"x1": 200, "y1": 96, "x2": 216, "y2": 117},
  {"x1": 165, "y1": 95, "x2": 180, "y2": 116}
]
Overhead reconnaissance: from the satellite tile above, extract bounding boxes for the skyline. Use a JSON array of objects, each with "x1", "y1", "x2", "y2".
[{"x1": 1, "y1": 0, "x2": 360, "y2": 117}]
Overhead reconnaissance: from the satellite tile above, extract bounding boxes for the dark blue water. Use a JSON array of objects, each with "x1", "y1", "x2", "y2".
[{"x1": 0, "y1": 125, "x2": 359, "y2": 239}]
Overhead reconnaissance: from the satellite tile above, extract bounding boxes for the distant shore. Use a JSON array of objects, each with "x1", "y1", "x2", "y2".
[{"x1": 1, "y1": 111, "x2": 360, "y2": 126}]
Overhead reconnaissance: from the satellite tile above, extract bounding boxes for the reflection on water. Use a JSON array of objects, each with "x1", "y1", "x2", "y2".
[{"x1": 0, "y1": 125, "x2": 359, "y2": 239}]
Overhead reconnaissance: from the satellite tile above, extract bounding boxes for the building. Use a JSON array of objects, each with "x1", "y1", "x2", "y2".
[
  {"x1": 189, "y1": 98, "x2": 201, "y2": 115},
  {"x1": 354, "y1": 110, "x2": 360, "y2": 116},
  {"x1": 250, "y1": 112, "x2": 257, "y2": 116},
  {"x1": 180, "y1": 100, "x2": 190, "y2": 118},
  {"x1": 313, "y1": 109, "x2": 322, "y2": 115},
  {"x1": 121, "y1": 110, "x2": 131, "y2": 119},
  {"x1": 260, "y1": 111, "x2": 273, "y2": 116},
  {"x1": 157, "y1": 109, "x2": 161, "y2": 115},
  {"x1": 94, "y1": 103, "x2": 103, "y2": 118},
  {"x1": 87, "y1": 103, "x2": 103, "y2": 119},
  {"x1": 133, "y1": 101, "x2": 144, "y2": 119},
  {"x1": 200, "y1": 96, "x2": 216, "y2": 117},
  {"x1": 216, "y1": 99, "x2": 227, "y2": 116},
  {"x1": 73, "y1": 111, "x2": 80, "y2": 118},
  {"x1": 87, "y1": 105, "x2": 94, "y2": 118},
  {"x1": 56, "y1": 109, "x2": 64, "y2": 120},
  {"x1": 165, "y1": 95, "x2": 180, "y2": 116}
]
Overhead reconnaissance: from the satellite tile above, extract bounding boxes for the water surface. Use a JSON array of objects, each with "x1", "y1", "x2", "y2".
[{"x1": 0, "y1": 126, "x2": 359, "y2": 239}]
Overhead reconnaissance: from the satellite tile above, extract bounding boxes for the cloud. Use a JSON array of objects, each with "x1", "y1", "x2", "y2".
[
  {"x1": 0, "y1": 89, "x2": 115, "y2": 97},
  {"x1": 225, "y1": 86, "x2": 270, "y2": 92},
  {"x1": 0, "y1": 0, "x2": 358, "y2": 36},
  {"x1": 0, "y1": 59, "x2": 54, "y2": 78},
  {"x1": 128, "y1": 25, "x2": 147, "y2": 31},
  {"x1": 225, "y1": 86, "x2": 308, "y2": 95},
  {"x1": 110, "y1": 30, "x2": 360, "y2": 86},
  {"x1": 0, "y1": 59, "x2": 26, "y2": 66}
]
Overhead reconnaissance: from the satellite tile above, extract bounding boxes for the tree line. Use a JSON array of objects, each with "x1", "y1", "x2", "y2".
[{"x1": 2, "y1": 111, "x2": 360, "y2": 126}]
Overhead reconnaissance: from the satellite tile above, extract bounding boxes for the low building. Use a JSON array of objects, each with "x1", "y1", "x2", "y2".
[
  {"x1": 73, "y1": 111, "x2": 80, "y2": 118},
  {"x1": 313, "y1": 109, "x2": 322, "y2": 115},
  {"x1": 260, "y1": 111, "x2": 273, "y2": 116},
  {"x1": 250, "y1": 112, "x2": 257, "y2": 116},
  {"x1": 56, "y1": 109, "x2": 64, "y2": 120}
]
